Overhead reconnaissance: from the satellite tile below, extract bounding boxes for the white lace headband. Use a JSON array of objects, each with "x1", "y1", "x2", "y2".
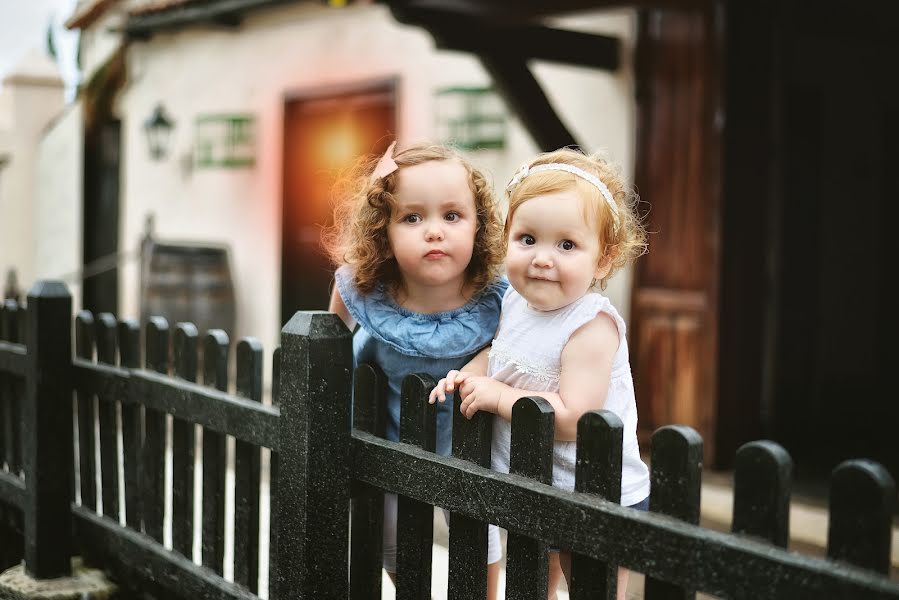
[{"x1": 507, "y1": 163, "x2": 621, "y2": 230}]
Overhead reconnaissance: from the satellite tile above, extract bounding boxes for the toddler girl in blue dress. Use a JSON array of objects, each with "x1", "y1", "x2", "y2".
[{"x1": 324, "y1": 141, "x2": 508, "y2": 592}]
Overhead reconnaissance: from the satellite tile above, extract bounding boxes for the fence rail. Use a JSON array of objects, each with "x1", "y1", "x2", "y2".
[{"x1": 1, "y1": 281, "x2": 897, "y2": 600}]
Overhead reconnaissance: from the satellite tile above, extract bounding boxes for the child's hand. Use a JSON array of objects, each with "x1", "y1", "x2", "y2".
[
  {"x1": 458, "y1": 377, "x2": 506, "y2": 419},
  {"x1": 429, "y1": 370, "x2": 472, "y2": 404}
]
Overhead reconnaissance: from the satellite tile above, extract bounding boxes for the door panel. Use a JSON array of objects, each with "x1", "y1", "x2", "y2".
[
  {"x1": 631, "y1": 9, "x2": 723, "y2": 463},
  {"x1": 281, "y1": 83, "x2": 396, "y2": 325}
]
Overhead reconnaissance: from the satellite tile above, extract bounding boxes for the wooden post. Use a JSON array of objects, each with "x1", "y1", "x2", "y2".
[
  {"x1": 644, "y1": 425, "x2": 703, "y2": 600},
  {"x1": 828, "y1": 459, "x2": 896, "y2": 574},
  {"x1": 234, "y1": 337, "x2": 263, "y2": 592},
  {"x1": 277, "y1": 312, "x2": 352, "y2": 599},
  {"x1": 350, "y1": 363, "x2": 387, "y2": 600},
  {"x1": 732, "y1": 440, "x2": 792, "y2": 547},
  {"x1": 23, "y1": 281, "x2": 73, "y2": 578},
  {"x1": 505, "y1": 396, "x2": 554, "y2": 600},
  {"x1": 569, "y1": 410, "x2": 624, "y2": 600},
  {"x1": 447, "y1": 389, "x2": 492, "y2": 600},
  {"x1": 396, "y1": 373, "x2": 437, "y2": 600}
]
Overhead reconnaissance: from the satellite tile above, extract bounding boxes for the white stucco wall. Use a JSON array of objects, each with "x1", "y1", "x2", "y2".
[
  {"x1": 0, "y1": 53, "x2": 66, "y2": 298},
  {"x1": 35, "y1": 101, "x2": 83, "y2": 312},
  {"x1": 117, "y1": 2, "x2": 636, "y2": 361}
]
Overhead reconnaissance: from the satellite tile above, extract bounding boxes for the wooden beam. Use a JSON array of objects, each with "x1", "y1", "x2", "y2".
[
  {"x1": 478, "y1": 51, "x2": 581, "y2": 152},
  {"x1": 125, "y1": 0, "x2": 295, "y2": 38},
  {"x1": 391, "y1": 3, "x2": 619, "y2": 70},
  {"x1": 392, "y1": 0, "x2": 712, "y2": 24}
]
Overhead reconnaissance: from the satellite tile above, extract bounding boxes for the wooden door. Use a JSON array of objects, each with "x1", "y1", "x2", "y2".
[
  {"x1": 630, "y1": 8, "x2": 724, "y2": 465},
  {"x1": 281, "y1": 82, "x2": 396, "y2": 325}
]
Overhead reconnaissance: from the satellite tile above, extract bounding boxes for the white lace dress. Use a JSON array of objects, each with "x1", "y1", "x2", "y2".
[{"x1": 488, "y1": 288, "x2": 650, "y2": 505}]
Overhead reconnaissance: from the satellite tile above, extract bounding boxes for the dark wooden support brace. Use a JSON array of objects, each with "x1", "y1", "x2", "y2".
[{"x1": 479, "y1": 51, "x2": 581, "y2": 151}]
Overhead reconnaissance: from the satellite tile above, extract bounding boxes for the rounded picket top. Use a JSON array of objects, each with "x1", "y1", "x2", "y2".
[
  {"x1": 827, "y1": 459, "x2": 896, "y2": 574},
  {"x1": 512, "y1": 395, "x2": 555, "y2": 420},
  {"x1": 204, "y1": 329, "x2": 230, "y2": 390},
  {"x1": 650, "y1": 424, "x2": 704, "y2": 460},
  {"x1": 205, "y1": 328, "x2": 230, "y2": 347},
  {"x1": 237, "y1": 336, "x2": 263, "y2": 357},
  {"x1": 578, "y1": 408, "x2": 623, "y2": 433},
  {"x1": 733, "y1": 440, "x2": 792, "y2": 547},
  {"x1": 145, "y1": 316, "x2": 170, "y2": 373},
  {"x1": 649, "y1": 425, "x2": 703, "y2": 522},
  {"x1": 575, "y1": 409, "x2": 624, "y2": 498}
]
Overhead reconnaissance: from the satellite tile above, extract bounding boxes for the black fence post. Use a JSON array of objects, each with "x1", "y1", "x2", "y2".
[
  {"x1": 505, "y1": 396, "x2": 554, "y2": 600},
  {"x1": 277, "y1": 312, "x2": 352, "y2": 599},
  {"x1": 732, "y1": 440, "x2": 792, "y2": 547},
  {"x1": 396, "y1": 373, "x2": 438, "y2": 600},
  {"x1": 23, "y1": 281, "x2": 73, "y2": 578},
  {"x1": 350, "y1": 363, "x2": 388, "y2": 600},
  {"x1": 570, "y1": 410, "x2": 623, "y2": 600},
  {"x1": 644, "y1": 425, "x2": 703, "y2": 600},
  {"x1": 447, "y1": 389, "x2": 493, "y2": 600},
  {"x1": 827, "y1": 459, "x2": 896, "y2": 574}
]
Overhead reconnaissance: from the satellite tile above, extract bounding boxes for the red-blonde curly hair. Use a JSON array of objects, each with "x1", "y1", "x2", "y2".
[
  {"x1": 506, "y1": 148, "x2": 648, "y2": 289},
  {"x1": 323, "y1": 142, "x2": 505, "y2": 296}
]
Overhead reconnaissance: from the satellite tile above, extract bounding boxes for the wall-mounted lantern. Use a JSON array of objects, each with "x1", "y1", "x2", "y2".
[{"x1": 143, "y1": 103, "x2": 174, "y2": 161}]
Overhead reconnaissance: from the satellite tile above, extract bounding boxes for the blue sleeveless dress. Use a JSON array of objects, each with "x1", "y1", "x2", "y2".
[{"x1": 334, "y1": 265, "x2": 508, "y2": 454}]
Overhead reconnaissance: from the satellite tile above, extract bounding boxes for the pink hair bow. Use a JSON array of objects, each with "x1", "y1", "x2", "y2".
[{"x1": 371, "y1": 141, "x2": 399, "y2": 181}]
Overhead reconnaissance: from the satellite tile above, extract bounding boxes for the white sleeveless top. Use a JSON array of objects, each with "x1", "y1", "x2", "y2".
[{"x1": 488, "y1": 288, "x2": 650, "y2": 506}]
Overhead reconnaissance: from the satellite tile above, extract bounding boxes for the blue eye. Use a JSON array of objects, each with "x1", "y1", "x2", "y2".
[
  {"x1": 520, "y1": 234, "x2": 535, "y2": 245},
  {"x1": 560, "y1": 240, "x2": 576, "y2": 251},
  {"x1": 403, "y1": 214, "x2": 421, "y2": 224}
]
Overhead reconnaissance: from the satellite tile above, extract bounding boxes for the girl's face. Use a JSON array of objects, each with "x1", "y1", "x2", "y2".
[
  {"x1": 387, "y1": 160, "x2": 478, "y2": 291},
  {"x1": 505, "y1": 190, "x2": 610, "y2": 311}
]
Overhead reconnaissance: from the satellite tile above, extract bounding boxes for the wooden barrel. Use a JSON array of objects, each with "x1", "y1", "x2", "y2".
[{"x1": 140, "y1": 242, "x2": 236, "y2": 343}]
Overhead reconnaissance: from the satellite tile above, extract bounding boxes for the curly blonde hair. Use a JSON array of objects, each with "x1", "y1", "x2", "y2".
[
  {"x1": 323, "y1": 142, "x2": 505, "y2": 296},
  {"x1": 506, "y1": 148, "x2": 647, "y2": 289}
]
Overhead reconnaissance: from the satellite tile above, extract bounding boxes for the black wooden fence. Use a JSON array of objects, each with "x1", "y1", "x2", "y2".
[{"x1": 0, "y1": 281, "x2": 897, "y2": 599}]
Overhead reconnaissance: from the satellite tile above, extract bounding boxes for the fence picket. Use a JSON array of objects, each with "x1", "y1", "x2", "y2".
[
  {"x1": 396, "y1": 373, "x2": 438, "y2": 600},
  {"x1": 118, "y1": 319, "x2": 142, "y2": 530},
  {"x1": 644, "y1": 425, "x2": 703, "y2": 600},
  {"x1": 234, "y1": 338, "x2": 262, "y2": 592},
  {"x1": 268, "y1": 345, "x2": 280, "y2": 600},
  {"x1": 505, "y1": 396, "x2": 555, "y2": 600},
  {"x1": 96, "y1": 313, "x2": 119, "y2": 523},
  {"x1": 828, "y1": 459, "x2": 896, "y2": 574},
  {"x1": 0, "y1": 303, "x2": 6, "y2": 474},
  {"x1": 172, "y1": 322, "x2": 198, "y2": 558},
  {"x1": 202, "y1": 329, "x2": 229, "y2": 575},
  {"x1": 732, "y1": 440, "x2": 791, "y2": 547},
  {"x1": 570, "y1": 410, "x2": 623, "y2": 600},
  {"x1": 2, "y1": 300, "x2": 22, "y2": 476},
  {"x1": 142, "y1": 317, "x2": 169, "y2": 543},
  {"x1": 75, "y1": 312, "x2": 96, "y2": 512},
  {"x1": 447, "y1": 389, "x2": 493, "y2": 600},
  {"x1": 350, "y1": 363, "x2": 388, "y2": 600}
]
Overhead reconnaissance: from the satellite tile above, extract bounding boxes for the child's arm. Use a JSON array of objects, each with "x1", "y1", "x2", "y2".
[
  {"x1": 458, "y1": 313, "x2": 619, "y2": 442},
  {"x1": 427, "y1": 345, "x2": 490, "y2": 404},
  {"x1": 328, "y1": 287, "x2": 356, "y2": 331}
]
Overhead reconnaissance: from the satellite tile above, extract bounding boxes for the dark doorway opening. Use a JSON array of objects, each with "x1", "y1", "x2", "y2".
[{"x1": 280, "y1": 81, "x2": 396, "y2": 326}]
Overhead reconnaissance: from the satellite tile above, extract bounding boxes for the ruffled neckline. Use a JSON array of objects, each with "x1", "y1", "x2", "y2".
[{"x1": 334, "y1": 266, "x2": 508, "y2": 359}]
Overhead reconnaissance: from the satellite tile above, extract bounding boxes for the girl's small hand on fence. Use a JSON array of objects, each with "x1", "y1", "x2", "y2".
[
  {"x1": 458, "y1": 376, "x2": 505, "y2": 418},
  {"x1": 429, "y1": 370, "x2": 466, "y2": 404}
]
